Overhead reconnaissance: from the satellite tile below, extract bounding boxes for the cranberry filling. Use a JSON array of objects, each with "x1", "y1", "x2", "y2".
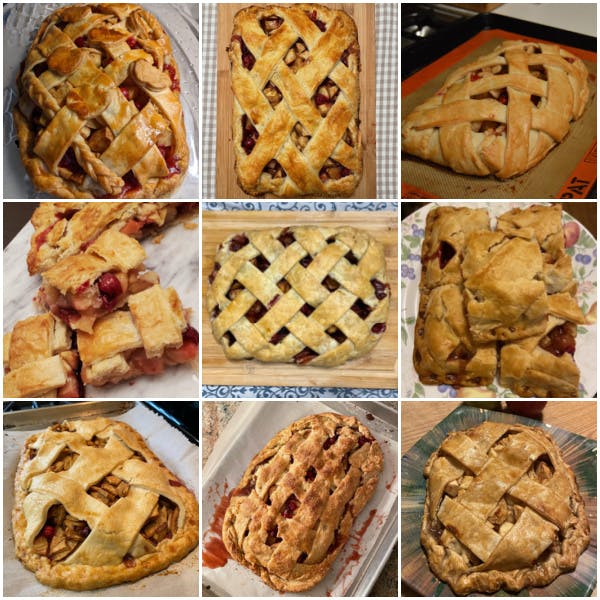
[
  {"x1": 245, "y1": 301, "x2": 267, "y2": 323},
  {"x1": 163, "y1": 63, "x2": 180, "y2": 91},
  {"x1": 371, "y1": 323, "x2": 386, "y2": 334},
  {"x1": 307, "y1": 10, "x2": 326, "y2": 31},
  {"x1": 266, "y1": 526, "x2": 282, "y2": 545},
  {"x1": 96, "y1": 272, "x2": 123, "y2": 309},
  {"x1": 323, "y1": 434, "x2": 338, "y2": 450},
  {"x1": 300, "y1": 303, "x2": 314, "y2": 316},
  {"x1": 59, "y1": 148, "x2": 85, "y2": 177},
  {"x1": 305, "y1": 466, "x2": 317, "y2": 481},
  {"x1": 126, "y1": 36, "x2": 139, "y2": 49},
  {"x1": 229, "y1": 233, "x2": 249, "y2": 251},
  {"x1": 251, "y1": 255, "x2": 270, "y2": 271},
  {"x1": 539, "y1": 324, "x2": 576, "y2": 357},
  {"x1": 74, "y1": 36, "x2": 87, "y2": 47},
  {"x1": 293, "y1": 347, "x2": 318, "y2": 365},
  {"x1": 351, "y1": 299, "x2": 372, "y2": 319},
  {"x1": 439, "y1": 241, "x2": 456, "y2": 269},
  {"x1": 108, "y1": 171, "x2": 141, "y2": 199},
  {"x1": 277, "y1": 228, "x2": 296, "y2": 247},
  {"x1": 345, "y1": 251, "x2": 359, "y2": 265},
  {"x1": 448, "y1": 343, "x2": 472, "y2": 361},
  {"x1": 35, "y1": 224, "x2": 55, "y2": 251},
  {"x1": 281, "y1": 494, "x2": 299, "y2": 518},
  {"x1": 232, "y1": 35, "x2": 255, "y2": 70},
  {"x1": 241, "y1": 115, "x2": 259, "y2": 155},
  {"x1": 300, "y1": 255, "x2": 313, "y2": 267},
  {"x1": 371, "y1": 278, "x2": 390, "y2": 300},
  {"x1": 182, "y1": 325, "x2": 199, "y2": 346},
  {"x1": 158, "y1": 145, "x2": 181, "y2": 175},
  {"x1": 269, "y1": 327, "x2": 290, "y2": 345},
  {"x1": 209, "y1": 262, "x2": 221, "y2": 284}
]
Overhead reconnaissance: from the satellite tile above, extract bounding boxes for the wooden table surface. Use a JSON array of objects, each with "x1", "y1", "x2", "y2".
[{"x1": 402, "y1": 400, "x2": 597, "y2": 455}]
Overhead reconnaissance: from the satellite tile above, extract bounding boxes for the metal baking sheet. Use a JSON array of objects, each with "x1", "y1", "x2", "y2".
[{"x1": 202, "y1": 400, "x2": 398, "y2": 596}]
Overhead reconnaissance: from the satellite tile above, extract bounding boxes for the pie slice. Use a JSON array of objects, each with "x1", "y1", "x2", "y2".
[
  {"x1": 3, "y1": 313, "x2": 82, "y2": 398},
  {"x1": 497, "y1": 203, "x2": 576, "y2": 294},
  {"x1": 402, "y1": 41, "x2": 590, "y2": 178},
  {"x1": 419, "y1": 206, "x2": 490, "y2": 290},
  {"x1": 77, "y1": 285, "x2": 198, "y2": 386},
  {"x1": 222, "y1": 413, "x2": 382, "y2": 591},
  {"x1": 499, "y1": 293, "x2": 586, "y2": 397},
  {"x1": 413, "y1": 284, "x2": 497, "y2": 386},
  {"x1": 37, "y1": 229, "x2": 159, "y2": 332},
  {"x1": 462, "y1": 230, "x2": 548, "y2": 342},
  {"x1": 12, "y1": 418, "x2": 199, "y2": 590},
  {"x1": 422, "y1": 422, "x2": 590, "y2": 594},
  {"x1": 27, "y1": 202, "x2": 197, "y2": 275},
  {"x1": 13, "y1": 4, "x2": 189, "y2": 198},
  {"x1": 229, "y1": 4, "x2": 362, "y2": 197}
]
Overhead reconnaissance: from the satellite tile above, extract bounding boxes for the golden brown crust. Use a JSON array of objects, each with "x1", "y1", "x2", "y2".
[
  {"x1": 14, "y1": 4, "x2": 188, "y2": 199},
  {"x1": 12, "y1": 418, "x2": 198, "y2": 590},
  {"x1": 421, "y1": 422, "x2": 590, "y2": 595},
  {"x1": 229, "y1": 4, "x2": 362, "y2": 197},
  {"x1": 222, "y1": 413, "x2": 383, "y2": 591}
]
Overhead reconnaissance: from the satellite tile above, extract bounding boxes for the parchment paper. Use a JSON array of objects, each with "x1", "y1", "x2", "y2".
[
  {"x1": 3, "y1": 403, "x2": 199, "y2": 597},
  {"x1": 202, "y1": 401, "x2": 398, "y2": 596}
]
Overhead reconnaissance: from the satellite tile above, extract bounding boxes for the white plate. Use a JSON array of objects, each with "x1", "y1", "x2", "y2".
[
  {"x1": 401, "y1": 202, "x2": 597, "y2": 398},
  {"x1": 3, "y1": 3, "x2": 199, "y2": 199},
  {"x1": 4, "y1": 207, "x2": 200, "y2": 398}
]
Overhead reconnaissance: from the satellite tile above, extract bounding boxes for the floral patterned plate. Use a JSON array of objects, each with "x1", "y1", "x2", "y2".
[{"x1": 401, "y1": 202, "x2": 597, "y2": 398}]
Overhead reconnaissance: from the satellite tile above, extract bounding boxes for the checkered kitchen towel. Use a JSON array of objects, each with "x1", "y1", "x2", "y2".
[{"x1": 201, "y1": 4, "x2": 398, "y2": 199}]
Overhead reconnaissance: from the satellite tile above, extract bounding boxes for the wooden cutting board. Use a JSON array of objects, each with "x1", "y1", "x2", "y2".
[
  {"x1": 215, "y1": 3, "x2": 377, "y2": 198},
  {"x1": 202, "y1": 211, "x2": 398, "y2": 389}
]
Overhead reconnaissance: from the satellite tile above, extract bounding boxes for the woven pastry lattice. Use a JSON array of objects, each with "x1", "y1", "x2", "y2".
[
  {"x1": 402, "y1": 40, "x2": 590, "y2": 178},
  {"x1": 207, "y1": 226, "x2": 389, "y2": 367},
  {"x1": 229, "y1": 5, "x2": 362, "y2": 196}
]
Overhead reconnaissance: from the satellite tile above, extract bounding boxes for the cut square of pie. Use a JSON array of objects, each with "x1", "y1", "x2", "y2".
[
  {"x1": 419, "y1": 206, "x2": 490, "y2": 290},
  {"x1": 38, "y1": 229, "x2": 159, "y2": 332},
  {"x1": 3, "y1": 313, "x2": 82, "y2": 398},
  {"x1": 462, "y1": 230, "x2": 548, "y2": 342},
  {"x1": 76, "y1": 285, "x2": 198, "y2": 387},
  {"x1": 413, "y1": 284, "x2": 497, "y2": 386}
]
